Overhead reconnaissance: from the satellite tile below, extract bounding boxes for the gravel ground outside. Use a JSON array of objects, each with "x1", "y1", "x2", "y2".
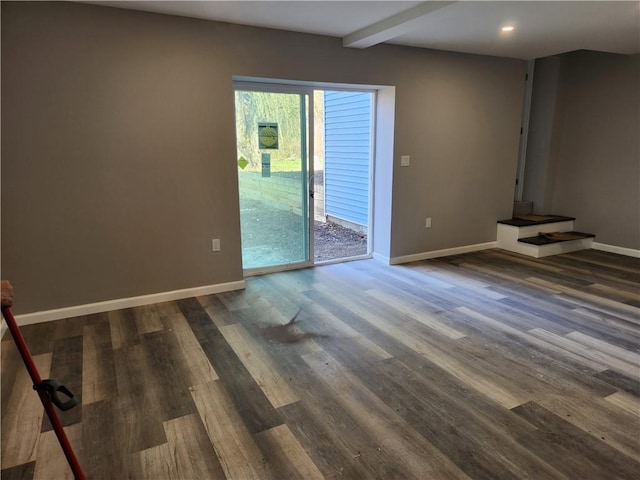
[{"x1": 313, "y1": 221, "x2": 367, "y2": 262}]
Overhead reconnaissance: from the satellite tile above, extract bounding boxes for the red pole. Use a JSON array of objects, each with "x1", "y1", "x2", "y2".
[{"x1": 2, "y1": 306, "x2": 87, "y2": 480}]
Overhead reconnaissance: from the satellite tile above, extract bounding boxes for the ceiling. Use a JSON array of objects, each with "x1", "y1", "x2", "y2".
[{"x1": 87, "y1": 1, "x2": 640, "y2": 59}]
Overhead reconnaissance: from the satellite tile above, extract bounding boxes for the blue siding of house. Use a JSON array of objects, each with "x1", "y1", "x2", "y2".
[{"x1": 324, "y1": 91, "x2": 371, "y2": 227}]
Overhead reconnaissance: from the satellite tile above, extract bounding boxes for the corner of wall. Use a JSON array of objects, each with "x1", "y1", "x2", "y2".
[{"x1": 372, "y1": 86, "x2": 395, "y2": 261}]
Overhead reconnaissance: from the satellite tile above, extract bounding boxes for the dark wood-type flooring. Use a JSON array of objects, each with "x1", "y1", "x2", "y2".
[{"x1": 2, "y1": 249, "x2": 639, "y2": 479}]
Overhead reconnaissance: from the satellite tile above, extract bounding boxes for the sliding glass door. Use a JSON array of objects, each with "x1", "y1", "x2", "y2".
[{"x1": 234, "y1": 85, "x2": 312, "y2": 272}]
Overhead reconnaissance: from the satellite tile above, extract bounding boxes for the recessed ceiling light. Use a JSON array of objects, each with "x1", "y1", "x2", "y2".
[{"x1": 501, "y1": 26, "x2": 515, "y2": 32}]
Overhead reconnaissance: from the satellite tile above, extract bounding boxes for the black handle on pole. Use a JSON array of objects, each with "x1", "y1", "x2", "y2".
[{"x1": 34, "y1": 379, "x2": 79, "y2": 412}]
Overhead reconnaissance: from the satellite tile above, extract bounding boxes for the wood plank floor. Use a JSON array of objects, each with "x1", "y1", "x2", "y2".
[{"x1": 2, "y1": 248, "x2": 639, "y2": 479}]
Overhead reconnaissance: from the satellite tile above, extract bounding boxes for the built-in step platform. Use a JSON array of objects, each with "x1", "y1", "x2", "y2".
[
  {"x1": 497, "y1": 215, "x2": 595, "y2": 258},
  {"x1": 519, "y1": 231, "x2": 595, "y2": 246},
  {"x1": 498, "y1": 214, "x2": 575, "y2": 227}
]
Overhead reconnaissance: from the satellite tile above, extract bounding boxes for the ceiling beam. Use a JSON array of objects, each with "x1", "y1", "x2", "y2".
[{"x1": 343, "y1": 1, "x2": 456, "y2": 49}]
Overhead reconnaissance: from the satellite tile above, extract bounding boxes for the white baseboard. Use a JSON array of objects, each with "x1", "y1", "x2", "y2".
[
  {"x1": 592, "y1": 242, "x2": 640, "y2": 258},
  {"x1": 372, "y1": 252, "x2": 391, "y2": 264},
  {"x1": 7, "y1": 280, "x2": 246, "y2": 328},
  {"x1": 390, "y1": 242, "x2": 497, "y2": 265}
]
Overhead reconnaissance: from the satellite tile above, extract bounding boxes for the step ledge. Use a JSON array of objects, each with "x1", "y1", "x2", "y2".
[
  {"x1": 498, "y1": 215, "x2": 575, "y2": 227},
  {"x1": 518, "y1": 232, "x2": 595, "y2": 246}
]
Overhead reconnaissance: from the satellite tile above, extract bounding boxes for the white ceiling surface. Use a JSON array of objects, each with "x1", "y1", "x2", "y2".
[{"x1": 88, "y1": 1, "x2": 640, "y2": 59}]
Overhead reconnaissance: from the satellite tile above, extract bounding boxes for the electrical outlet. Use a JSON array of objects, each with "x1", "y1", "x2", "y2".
[
  {"x1": 211, "y1": 238, "x2": 221, "y2": 252},
  {"x1": 401, "y1": 155, "x2": 410, "y2": 167},
  {"x1": 425, "y1": 217, "x2": 432, "y2": 228}
]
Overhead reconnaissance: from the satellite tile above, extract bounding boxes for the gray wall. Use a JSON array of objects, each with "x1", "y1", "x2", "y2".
[
  {"x1": 524, "y1": 51, "x2": 640, "y2": 250},
  {"x1": 1, "y1": 2, "x2": 525, "y2": 314},
  {"x1": 522, "y1": 56, "x2": 565, "y2": 214}
]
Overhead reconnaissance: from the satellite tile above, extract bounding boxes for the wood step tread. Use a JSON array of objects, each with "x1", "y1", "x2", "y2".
[
  {"x1": 518, "y1": 231, "x2": 595, "y2": 246},
  {"x1": 498, "y1": 215, "x2": 575, "y2": 227}
]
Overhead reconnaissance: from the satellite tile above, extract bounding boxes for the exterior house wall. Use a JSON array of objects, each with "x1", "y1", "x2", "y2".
[{"x1": 324, "y1": 91, "x2": 372, "y2": 228}]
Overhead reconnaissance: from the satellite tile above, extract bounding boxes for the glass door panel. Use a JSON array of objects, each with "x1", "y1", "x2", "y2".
[{"x1": 234, "y1": 89, "x2": 310, "y2": 271}]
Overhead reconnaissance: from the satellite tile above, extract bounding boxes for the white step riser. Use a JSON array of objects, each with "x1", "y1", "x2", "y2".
[
  {"x1": 497, "y1": 220, "x2": 575, "y2": 242},
  {"x1": 501, "y1": 237, "x2": 593, "y2": 258},
  {"x1": 496, "y1": 220, "x2": 591, "y2": 258}
]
